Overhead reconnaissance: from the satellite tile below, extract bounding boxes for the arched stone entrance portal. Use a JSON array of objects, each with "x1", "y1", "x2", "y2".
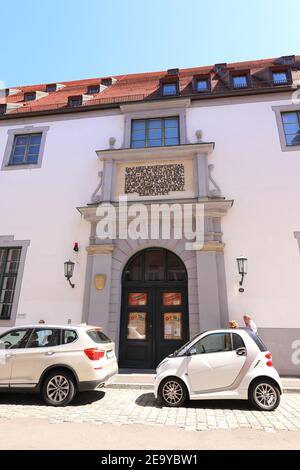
[{"x1": 119, "y1": 247, "x2": 189, "y2": 369}]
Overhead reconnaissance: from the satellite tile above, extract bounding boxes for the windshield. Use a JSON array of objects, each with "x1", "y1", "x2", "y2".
[
  {"x1": 171, "y1": 332, "x2": 206, "y2": 357},
  {"x1": 86, "y1": 329, "x2": 112, "y2": 344}
]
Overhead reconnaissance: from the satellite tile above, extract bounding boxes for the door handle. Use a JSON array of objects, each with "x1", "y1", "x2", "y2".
[
  {"x1": 6, "y1": 353, "x2": 14, "y2": 359},
  {"x1": 236, "y1": 347, "x2": 246, "y2": 356},
  {"x1": 45, "y1": 351, "x2": 55, "y2": 356}
]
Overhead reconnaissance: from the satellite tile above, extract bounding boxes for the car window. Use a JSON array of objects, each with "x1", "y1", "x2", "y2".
[
  {"x1": 63, "y1": 329, "x2": 77, "y2": 344},
  {"x1": 26, "y1": 329, "x2": 60, "y2": 348},
  {"x1": 192, "y1": 333, "x2": 232, "y2": 354},
  {"x1": 232, "y1": 333, "x2": 245, "y2": 350},
  {"x1": 86, "y1": 329, "x2": 111, "y2": 344},
  {"x1": 0, "y1": 329, "x2": 32, "y2": 349}
]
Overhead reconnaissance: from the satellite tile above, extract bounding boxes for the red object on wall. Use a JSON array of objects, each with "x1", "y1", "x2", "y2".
[{"x1": 73, "y1": 242, "x2": 79, "y2": 252}]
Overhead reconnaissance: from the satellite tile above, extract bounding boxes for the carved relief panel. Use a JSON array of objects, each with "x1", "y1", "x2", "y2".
[{"x1": 115, "y1": 159, "x2": 195, "y2": 200}]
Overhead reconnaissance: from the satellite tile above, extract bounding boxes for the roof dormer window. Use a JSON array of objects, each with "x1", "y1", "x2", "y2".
[
  {"x1": 46, "y1": 83, "x2": 65, "y2": 92},
  {"x1": 196, "y1": 78, "x2": 210, "y2": 92},
  {"x1": 232, "y1": 75, "x2": 249, "y2": 89},
  {"x1": 68, "y1": 95, "x2": 83, "y2": 107},
  {"x1": 162, "y1": 82, "x2": 178, "y2": 96},
  {"x1": 272, "y1": 71, "x2": 289, "y2": 85},
  {"x1": 101, "y1": 77, "x2": 117, "y2": 87},
  {"x1": 24, "y1": 92, "x2": 36, "y2": 102},
  {"x1": 87, "y1": 85, "x2": 100, "y2": 94},
  {"x1": 46, "y1": 84, "x2": 58, "y2": 92}
]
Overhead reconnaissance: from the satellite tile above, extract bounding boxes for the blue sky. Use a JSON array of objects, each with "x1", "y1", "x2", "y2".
[{"x1": 1, "y1": 0, "x2": 300, "y2": 88}]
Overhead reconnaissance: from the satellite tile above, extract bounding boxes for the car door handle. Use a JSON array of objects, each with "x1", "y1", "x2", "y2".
[
  {"x1": 6, "y1": 353, "x2": 14, "y2": 359},
  {"x1": 45, "y1": 351, "x2": 55, "y2": 356},
  {"x1": 236, "y1": 347, "x2": 246, "y2": 356}
]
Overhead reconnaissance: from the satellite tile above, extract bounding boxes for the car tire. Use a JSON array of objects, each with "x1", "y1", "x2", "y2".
[
  {"x1": 42, "y1": 370, "x2": 76, "y2": 406},
  {"x1": 249, "y1": 379, "x2": 281, "y2": 411},
  {"x1": 158, "y1": 377, "x2": 188, "y2": 407}
]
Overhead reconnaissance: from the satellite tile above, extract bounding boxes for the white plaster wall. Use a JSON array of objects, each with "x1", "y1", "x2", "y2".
[
  {"x1": 1, "y1": 93, "x2": 300, "y2": 333},
  {"x1": 187, "y1": 95, "x2": 300, "y2": 328},
  {"x1": 0, "y1": 110, "x2": 124, "y2": 328}
]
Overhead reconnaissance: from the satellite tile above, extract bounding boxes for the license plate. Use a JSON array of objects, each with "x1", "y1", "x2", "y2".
[{"x1": 106, "y1": 350, "x2": 114, "y2": 359}]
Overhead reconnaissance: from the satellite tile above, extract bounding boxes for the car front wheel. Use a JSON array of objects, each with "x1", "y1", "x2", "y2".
[
  {"x1": 42, "y1": 370, "x2": 76, "y2": 406},
  {"x1": 249, "y1": 379, "x2": 281, "y2": 411},
  {"x1": 159, "y1": 377, "x2": 187, "y2": 407}
]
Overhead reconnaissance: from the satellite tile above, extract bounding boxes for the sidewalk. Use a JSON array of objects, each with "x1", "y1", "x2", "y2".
[{"x1": 106, "y1": 372, "x2": 300, "y2": 393}]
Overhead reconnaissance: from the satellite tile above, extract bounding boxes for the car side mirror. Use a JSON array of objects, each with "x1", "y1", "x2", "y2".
[
  {"x1": 186, "y1": 346, "x2": 197, "y2": 356},
  {"x1": 236, "y1": 347, "x2": 246, "y2": 356}
]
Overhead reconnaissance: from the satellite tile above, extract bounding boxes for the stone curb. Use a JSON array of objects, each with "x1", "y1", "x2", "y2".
[
  {"x1": 106, "y1": 383, "x2": 154, "y2": 390},
  {"x1": 106, "y1": 383, "x2": 300, "y2": 394}
]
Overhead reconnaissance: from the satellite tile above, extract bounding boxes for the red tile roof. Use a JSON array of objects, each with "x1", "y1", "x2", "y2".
[{"x1": 1, "y1": 55, "x2": 299, "y2": 118}]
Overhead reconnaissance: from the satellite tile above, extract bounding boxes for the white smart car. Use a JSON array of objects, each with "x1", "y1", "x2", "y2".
[
  {"x1": 0, "y1": 324, "x2": 118, "y2": 406},
  {"x1": 155, "y1": 329, "x2": 282, "y2": 411}
]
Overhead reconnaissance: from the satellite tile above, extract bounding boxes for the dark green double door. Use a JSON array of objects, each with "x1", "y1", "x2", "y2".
[{"x1": 119, "y1": 284, "x2": 189, "y2": 369}]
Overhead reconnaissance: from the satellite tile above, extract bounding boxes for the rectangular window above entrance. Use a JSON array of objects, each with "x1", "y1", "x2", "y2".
[{"x1": 131, "y1": 117, "x2": 179, "y2": 148}]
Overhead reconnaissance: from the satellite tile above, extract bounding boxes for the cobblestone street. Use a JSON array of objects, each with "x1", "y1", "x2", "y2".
[{"x1": 0, "y1": 389, "x2": 300, "y2": 433}]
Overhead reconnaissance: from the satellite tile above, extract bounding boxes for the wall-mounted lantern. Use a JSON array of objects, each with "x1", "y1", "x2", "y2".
[
  {"x1": 236, "y1": 256, "x2": 247, "y2": 292},
  {"x1": 64, "y1": 260, "x2": 75, "y2": 288}
]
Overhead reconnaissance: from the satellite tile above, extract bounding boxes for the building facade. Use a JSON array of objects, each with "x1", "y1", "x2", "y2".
[{"x1": 1, "y1": 56, "x2": 300, "y2": 374}]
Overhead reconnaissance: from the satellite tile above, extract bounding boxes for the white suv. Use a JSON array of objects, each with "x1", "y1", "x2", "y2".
[
  {"x1": 0, "y1": 324, "x2": 118, "y2": 406},
  {"x1": 155, "y1": 329, "x2": 282, "y2": 411}
]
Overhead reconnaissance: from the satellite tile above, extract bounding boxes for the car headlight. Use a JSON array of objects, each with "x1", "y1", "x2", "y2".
[{"x1": 156, "y1": 358, "x2": 169, "y2": 370}]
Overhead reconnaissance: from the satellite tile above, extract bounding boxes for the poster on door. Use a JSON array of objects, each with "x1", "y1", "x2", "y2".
[
  {"x1": 128, "y1": 292, "x2": 147, "y2": 306},
  {"x1": 127, "y1": 312, "x2": 147, "y2": 340},
  {"x1": 163, "y1": 313, "x2": 182, "y2": 340},
  {"x1": 162, "y1": 292, "x2": 182, "y2": 306}
]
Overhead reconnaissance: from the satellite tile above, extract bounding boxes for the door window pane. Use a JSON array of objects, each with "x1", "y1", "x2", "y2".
[
  {"x1": 127, "y1": 312, "x2": 146, "y2": 340},
  {"x1": 232, "y1": 333, "x2": 245, "y2": 350},
  {"x1": 63, "y1": 330, "x2": 77, "y2": 344},
  {"x1": 193, "y1": 333, "x2": 232, "y2": 354},
  {"x1": 27, "y1": 329, "x2": 60, "y2": 348},
  {"x1": 128, "y1": 292, "x2": 147, "y2": 306},
  {"x1": 0, "y1": 329, "x2": 32, "y2": 349},
  {"x1": 163, "y1": 292, "x2": 182, "y2": 306},
  {"x1": 164, "y1": 313, "x2": 182, "y2": 339}
]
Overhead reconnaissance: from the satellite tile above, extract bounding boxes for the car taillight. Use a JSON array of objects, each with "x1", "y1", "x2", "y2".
[
  {"x1": 84, "y1": 348, "x2": 105, "y2": 360},
  {"x1": 265, "y1": 352, "x2": 273, "y2": 366}
]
